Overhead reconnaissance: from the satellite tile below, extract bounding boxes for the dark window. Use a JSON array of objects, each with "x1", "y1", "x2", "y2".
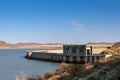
[
  {"x1": 87, "y1": 49, "x2": 90, "y2": 55},
  {"x1": 72, "y1": 46, "x2": 76, "y2": 53},
  {"x1": 65, "y1": 46, "x2": 69, "y2": 54},
  {"x1": 79, "y1": 46, "x2": 84, "y2": 53}
]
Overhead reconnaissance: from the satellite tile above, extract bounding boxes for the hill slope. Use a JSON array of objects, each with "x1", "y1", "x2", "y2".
[
  {"x1": 101, "y1": 42, "x2": 120, "y2": 54},
  {"x1": 0, "y1": 41, "x2": 12, "y2": 48}
]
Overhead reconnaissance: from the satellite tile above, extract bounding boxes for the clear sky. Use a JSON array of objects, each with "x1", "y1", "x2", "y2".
[{"x1": 0, "y1": 0, "x2": 120, "y2": 44}]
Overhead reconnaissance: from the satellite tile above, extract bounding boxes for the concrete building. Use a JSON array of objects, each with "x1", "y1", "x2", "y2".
[
  {"x1": 63, "y1": 45, "x2": 92, "y2": 56},
  {"x1": 52, "y1": 45, "x2": 105, "y2": 63}
]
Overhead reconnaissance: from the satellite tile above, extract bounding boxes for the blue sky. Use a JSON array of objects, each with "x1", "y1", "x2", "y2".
[{"x1": 0, "y1": 0, "x2": 120, "y2": 44}]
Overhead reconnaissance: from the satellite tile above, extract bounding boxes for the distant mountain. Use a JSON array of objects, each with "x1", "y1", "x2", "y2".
[{"x1": 0, "y1": 41, "x2": 12, "y2": 47}]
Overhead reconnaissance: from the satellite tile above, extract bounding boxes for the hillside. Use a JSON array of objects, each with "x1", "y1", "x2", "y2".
[
  {"x1": 101, "y1": 42, "x2": 120, "y2": 54},
  {"x1": 0, "y1": 41, "x2": 13, "y2": 48}
]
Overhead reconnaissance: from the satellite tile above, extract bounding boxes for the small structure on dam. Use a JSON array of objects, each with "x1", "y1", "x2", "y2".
[{"x1": 26, "y1": 45, "x2": 112, "y2": 63}]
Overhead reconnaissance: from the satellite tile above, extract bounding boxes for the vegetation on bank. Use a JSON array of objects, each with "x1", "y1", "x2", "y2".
[{"x1": 16, "y1": 55, "x2": 120, "y2": 80}]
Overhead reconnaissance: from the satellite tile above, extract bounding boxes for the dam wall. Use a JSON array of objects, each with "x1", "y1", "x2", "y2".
[
  {"x1": 26, "y1": 50, "x2": 63, "y2": 61},
  {"x1": 29, "y1": 52, "x2": 52, "y2": 60},
  {"x1": 26, "y1": 51, "x2": 111, "y2": 63}
]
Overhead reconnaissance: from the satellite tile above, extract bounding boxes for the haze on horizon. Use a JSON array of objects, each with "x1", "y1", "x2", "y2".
[{"x1": 0, "y1": 0, "x2": 120, "y2": 44}]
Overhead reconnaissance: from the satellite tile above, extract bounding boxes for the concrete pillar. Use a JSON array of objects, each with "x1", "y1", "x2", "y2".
[
  {"x1": 69, "y1": 56, "x2": 73, "y2": 62},
  {"x1": 63, "y1": 56, "x2": 67, "y2": 62},
  {"x1": 85, "y1": 56, "x2": 88, "y2": 63},
  {"x1": 89, "y1": 56, "x2": 92, "y2": 63},
  {"x1": 59, "y1": 55, "x2": 62, "y2": 61},
  {"x1": 56, "y1": 55, "x2": 58, "y2": 61},
  {"x1": 68, "y1": 47, "x2": 72, "y2": 54},
  {"x1": 57, "y1": 55, "x2": 60, "y2": 61},
  {"x1": 92, "y1": 56, "x2": 94, "y2": 63},
  {"x1": 94, "y1": 56, "x2": 97, "y2": 62},
  {"x1": 76, "y1": 47, "x2": 79, "y2": 56},
  {"x1": 76, "y1": 56, "x2": 80, "y2": 62},
  {"x1": 52, "y1": 54, "x2": 54, "y2": 61},
  {"x1": 52, "y1": 54, "x2": 56, "y2": 61},
  {"x1": 55, "y1": 55, "x2": 57, "y2": 61}
]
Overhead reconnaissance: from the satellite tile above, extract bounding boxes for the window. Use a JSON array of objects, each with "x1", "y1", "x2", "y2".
[
  {"x1": 72, "y1": 46, "x2": 76, "y2": 53},
  {"x1": 87, "y1": 49, "x2": 90, "y2": 55},
  {"x1": 79, "y1": 46, "x2": 84, "y2": 53},
  {"x1": 65, "y1": 46, "x2": 69, "y2": 54}
]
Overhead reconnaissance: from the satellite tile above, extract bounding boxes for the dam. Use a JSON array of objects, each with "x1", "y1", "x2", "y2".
[{"x1": 26, "y1": 45, "x2": 112, "y2": 63}]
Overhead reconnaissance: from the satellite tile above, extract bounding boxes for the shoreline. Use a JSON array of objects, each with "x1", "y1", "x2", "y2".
[
  {"x1": 0, "y1": 47, "x2": 63, "y2": 49},
  {"x1": 0, "y1": 46, "x2": 63, "y2": 49},
  {"x1": 0, "y1": 44, "x2": 63, "y2": 49}
]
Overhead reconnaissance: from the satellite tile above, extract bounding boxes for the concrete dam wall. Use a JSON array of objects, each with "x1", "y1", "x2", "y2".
[
  {"x1": 26, "y1": 50, "x2": 63, "y2": 61},
  {"x1": 29, "y1": 52, "x2": 52, "y2": 60}
]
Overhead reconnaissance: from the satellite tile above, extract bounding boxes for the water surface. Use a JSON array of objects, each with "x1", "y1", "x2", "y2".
[{"x1": 0, "y1": 49, "x2": 60, "y2": 80}]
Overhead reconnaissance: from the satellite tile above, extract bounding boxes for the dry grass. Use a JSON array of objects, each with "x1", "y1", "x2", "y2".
[
  {"x1": 22, "y1": 55, "x2": 120, "y2": 80},
  {"x1": 102, "y1": 42, "x2": 120, "y2": 54},
  {"x1": 15, "y1": 71, "x2": 26, "y2": 80}
]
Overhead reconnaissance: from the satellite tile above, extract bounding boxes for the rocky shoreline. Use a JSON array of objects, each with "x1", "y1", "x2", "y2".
[{"x1": 24, "y1": 55, "x2": 120, "y2": 80}]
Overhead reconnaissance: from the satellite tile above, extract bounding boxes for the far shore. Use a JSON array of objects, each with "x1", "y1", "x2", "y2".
[
  {"x1": 0, "y1": 45, "x2": 63, "y2": 49},
  {"x1": 0, "y1": 47, "x2": 63, "y2": 49}
]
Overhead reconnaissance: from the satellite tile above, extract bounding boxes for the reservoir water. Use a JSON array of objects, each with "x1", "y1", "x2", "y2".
[{"x1": 0, "y1": 49, "x2": 60, "y2": 80}]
